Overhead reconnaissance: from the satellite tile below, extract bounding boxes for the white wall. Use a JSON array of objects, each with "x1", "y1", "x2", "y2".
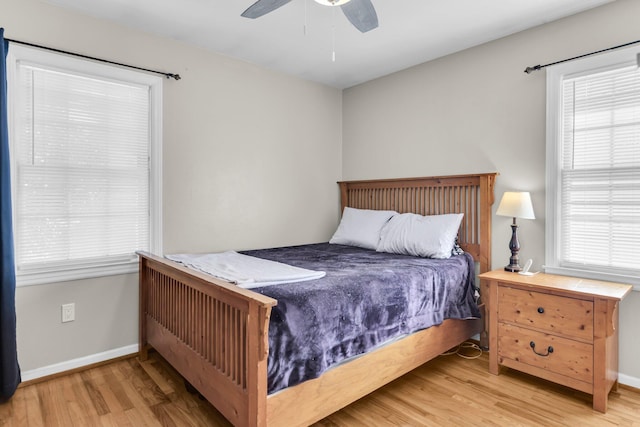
[
  {"x1": 342, "y1": 0, "x2": 640, "y2": 385},
  {"x1": 6, "y1": 0, "x2": 342, "y2": 375}
]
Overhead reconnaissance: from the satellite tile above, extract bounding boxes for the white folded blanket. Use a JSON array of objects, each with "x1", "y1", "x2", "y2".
[{"x1": 166, "y1": 251, "x2": 326, "y2": 289}]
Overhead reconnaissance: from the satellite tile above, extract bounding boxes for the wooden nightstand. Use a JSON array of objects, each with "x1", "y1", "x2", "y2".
[{"x1": 479, "y1": 270, "x2": 632, "y2": 413}]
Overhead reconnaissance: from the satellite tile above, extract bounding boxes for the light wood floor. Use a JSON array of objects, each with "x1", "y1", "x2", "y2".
[{"x1": 1, "y1": 349, "x2": 639, "y2": 426}]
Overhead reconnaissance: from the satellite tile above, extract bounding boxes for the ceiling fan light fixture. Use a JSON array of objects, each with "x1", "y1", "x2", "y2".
[
  {"x1": 242, "y1": 0, "x2": 377, "y2": 33},
  {"x1": 314, "y1": 0, "x2": 352, "y2": 6}
]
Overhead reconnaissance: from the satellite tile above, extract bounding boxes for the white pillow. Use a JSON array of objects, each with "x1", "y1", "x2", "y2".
[
  {"x1": 329, "y1": 207, "x2": 398, "y2": 250},
  {"x1": 377, "y1": 213, "x2": 464, "y2": 259}
]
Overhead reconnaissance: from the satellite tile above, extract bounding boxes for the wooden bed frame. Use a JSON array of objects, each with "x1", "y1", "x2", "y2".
[{"x1": 138, "y1": 172, "x2": 498, "y2": 427}]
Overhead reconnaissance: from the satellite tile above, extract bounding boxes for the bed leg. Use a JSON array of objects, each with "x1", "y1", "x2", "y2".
[
  {"x1": 479, "y1": 281, "x2": 490, "y2": 350},
  {"x1": 184, "y1": 380, "x2": 205, "y2": 400},
  {"x1": 139, "y1": 344, "x2": 150, "y2": 361},
  {"x1": 477, "y1": 302, "x2": 489, "y2": 350}
]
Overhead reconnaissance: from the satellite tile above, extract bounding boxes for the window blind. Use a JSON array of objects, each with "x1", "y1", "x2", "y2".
[
  {"x1": 13, "y1": 63, "x2": 151, "y2": 274},
  {"x1": 559, "y1": 65, "x2": 640, "y2": 275}
]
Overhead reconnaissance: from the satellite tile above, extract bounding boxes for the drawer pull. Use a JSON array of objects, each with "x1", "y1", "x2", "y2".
[
  {"x1": 530, "y1": 341, "x2": 554, "y2": 357},
  {"x1": 537, "y1": 307, "x2": 545, "y2": 314}
]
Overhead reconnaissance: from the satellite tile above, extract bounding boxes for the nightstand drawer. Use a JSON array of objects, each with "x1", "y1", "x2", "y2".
[
  {"x1": 497, "y1": 285, "x2": 593, "y2": 342},
  {"x1": 498, "y1": 323, "x2": 593, "y2": 384}
]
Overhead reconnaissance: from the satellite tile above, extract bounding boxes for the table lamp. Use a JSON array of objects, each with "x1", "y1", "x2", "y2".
[{"x1": 496, "y1": 191, "x2": 535, "y2": 272}]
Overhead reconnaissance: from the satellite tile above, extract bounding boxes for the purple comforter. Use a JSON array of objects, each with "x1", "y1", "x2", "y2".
[{"x1": 241, "y1": 243, "x2": 480, "y2": 394}]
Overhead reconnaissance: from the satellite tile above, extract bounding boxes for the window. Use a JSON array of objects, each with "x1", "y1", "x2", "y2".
[
  {"x1": 7, "y1": 45, "x2": 162, "y2": 286},
  {"x1": 546, "y1": 46, "x2": 640, "y2": 287}
]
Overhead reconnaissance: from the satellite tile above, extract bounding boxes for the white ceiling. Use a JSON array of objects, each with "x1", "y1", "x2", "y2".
[{"x1": 43, "y1": 0, "x2": 614, "y2": 89}]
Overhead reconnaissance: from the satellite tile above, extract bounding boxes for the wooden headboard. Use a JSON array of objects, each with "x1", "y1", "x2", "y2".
[{"x1": 338, "y1": 173, "x2": 498, "y2": 273}]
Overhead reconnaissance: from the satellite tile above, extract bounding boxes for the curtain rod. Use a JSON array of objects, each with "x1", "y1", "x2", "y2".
[
  {"x1": 5, "y1": 38, "x2": 181, "y2": 80},
  {"x1": 524, "y1": 39, "x2": 640, "y2": 74}
]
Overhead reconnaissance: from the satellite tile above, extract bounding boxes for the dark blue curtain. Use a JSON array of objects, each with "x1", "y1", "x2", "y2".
[{"x1": 0, "y1": 27, "x2": 21, "y2": 403}]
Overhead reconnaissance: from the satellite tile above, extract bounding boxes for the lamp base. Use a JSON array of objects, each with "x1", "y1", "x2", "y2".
[
  {"x1": 504, "y1": 264, "x2": 521, "y2": 273},
  {"x1": 505, "y1": 222, "x2": 521, "y2": 273}
]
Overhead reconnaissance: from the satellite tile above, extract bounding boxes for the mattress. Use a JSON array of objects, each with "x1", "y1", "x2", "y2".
[{"x1": 240, "y1": 242, "x2": 480, "y2": 394}]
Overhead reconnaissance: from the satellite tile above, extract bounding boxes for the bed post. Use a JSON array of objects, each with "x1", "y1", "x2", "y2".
[
  {"x1": 478, "y1": 173, "x2": 496, "y2": 274},
  {"x1": 245, "y1": 301, "x2": 271, "y2": 427},
  {"x1": 338, "y1": 181, "x2": 349, "y2": 212},
  {"x1": 478, "y1": 173, "x2": 497, "y2": 349}
]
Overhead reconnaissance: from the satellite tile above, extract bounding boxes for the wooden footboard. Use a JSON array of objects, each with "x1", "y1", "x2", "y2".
[{"x1": 138, "y1": 252, "x2": 276, "y2": 427}]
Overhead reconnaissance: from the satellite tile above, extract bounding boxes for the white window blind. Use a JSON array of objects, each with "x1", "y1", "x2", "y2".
[
  {"x1": 547, "y1": 48, "x2": 640, "y2": 286},
  {"x1": 8, "y1": 45, "x2": 162, "y2": 286}
]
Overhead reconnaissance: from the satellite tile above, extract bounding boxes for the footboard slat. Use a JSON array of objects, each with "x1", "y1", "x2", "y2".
[
  {"x1": 138, "y1": 252, "x2": 276, "y2": 427},
  {"x1": 145, "y1": 269, "x2": 253, "y2": 383}
]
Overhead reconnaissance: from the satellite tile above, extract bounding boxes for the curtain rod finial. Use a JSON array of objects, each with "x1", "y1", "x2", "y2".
[{"x1": 524, "y1": 65, "x2": 541, "y2": 74}]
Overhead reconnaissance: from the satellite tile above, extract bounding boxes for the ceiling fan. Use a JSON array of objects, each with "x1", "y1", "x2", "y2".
[{"x1": 241, "y1": 0, "x2": 379, "y2": 33}]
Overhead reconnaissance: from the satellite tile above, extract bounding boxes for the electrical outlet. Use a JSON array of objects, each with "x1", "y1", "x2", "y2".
[{"x1": 62, "y1": 303, "x2": 75, "y2": 323}]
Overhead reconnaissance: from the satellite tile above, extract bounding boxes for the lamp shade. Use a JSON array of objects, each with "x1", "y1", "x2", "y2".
[{"x1": 496, "y1": 192, "x2": 535, "y2": 219}]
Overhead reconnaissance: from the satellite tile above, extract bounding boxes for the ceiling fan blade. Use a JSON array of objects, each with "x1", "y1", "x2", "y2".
[
  {"x1": 340, "y1": 0, "x2": 378, "y2": 33},
  {"x1": 241, "y1": 0, "x2": 293, "y2": 19}
]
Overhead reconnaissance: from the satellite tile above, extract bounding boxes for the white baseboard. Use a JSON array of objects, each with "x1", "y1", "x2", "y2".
[
  {"x1": 21, "y1": 344, "x2": 138, "y2": 382},
  {"x1": 619, "y1": 373, "x2": 640, "y2": 390}
]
